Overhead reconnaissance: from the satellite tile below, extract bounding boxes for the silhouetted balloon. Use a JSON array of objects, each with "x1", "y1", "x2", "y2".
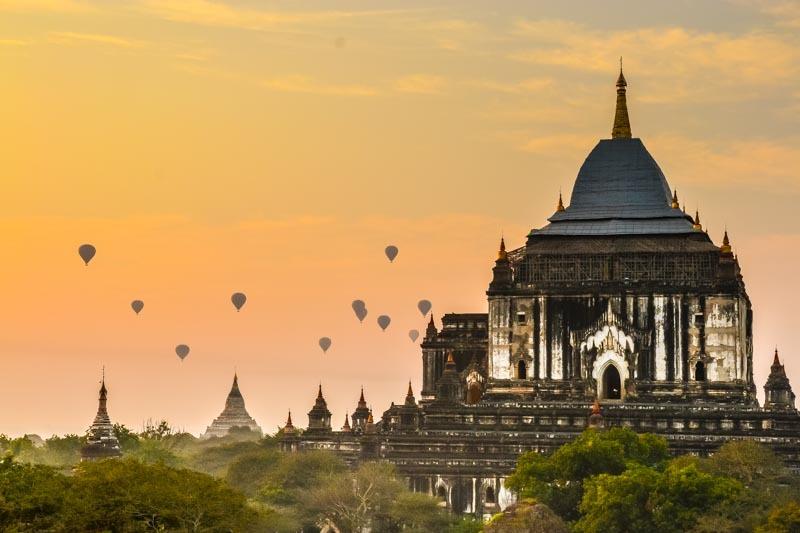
[
  {"x1": 351, "y1": 300, "x2": 368, "y2": 322},
  {"x1": 409, "y1": 329, "x2": 420, "y2": 342},
  {"x1": 319, "y1": 337, "x2": 332, "y2": 353},
  {"x1": 175, "y1": 344, "x2": 190, "y2": 361},
  {"x1": 377, "y1": 315, "x2": 391, "y2": 331},
  {"x1": 417, "y1": 299, "x2": 432, "y2": 316},
  {"x1": 78, "y1": 244, "x2": 96, "y2": 266},
  {"x1": 384, "y1": 245, "x2": 398, "y2": 262},
  {"x1": 131, "y1": 300, "x2": 144, "y2": 315},
  {"x1": 231, "y1": 292, "x2": 247, "y2": 312}
]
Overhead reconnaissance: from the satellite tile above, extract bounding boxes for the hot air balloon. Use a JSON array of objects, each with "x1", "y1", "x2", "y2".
[
  {"x1": 78, "y1": 244, "x2": 96, "y2": 266},
  {"x1": 231, "y1": 292, "x2": 247, "y2": 312},
  {"x1": 377, "y1": 315, "x2": 391, "y2": 331},
  {"x1": 351, "y1": 300, "x2": 368, "y2": 322},
  {"x1": 131, "y1": 300, "x2": 144, "y2": 315},
  {"x1": 175, "y1": 344, "x2": 190, "y2": 361},
  {"x1": 417, "y1": 299, "x2": 432, "y2": 316},
  {"x1": 319, "y1": 337, "x2": 332, "y2": 353},
  {"x1": 408, "y1": 329, "x2": 419, "y2": 342},
  {"x1": 384, "y1": 245, "x2": 398, "y2": 263}
]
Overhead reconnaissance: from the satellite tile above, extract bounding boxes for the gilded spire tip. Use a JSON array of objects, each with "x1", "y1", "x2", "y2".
[{"x1": 612, "y1": 61, "x2": 632, "y2": 139}]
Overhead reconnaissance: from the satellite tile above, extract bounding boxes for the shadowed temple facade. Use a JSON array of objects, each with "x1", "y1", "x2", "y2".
[{"x1": 279, "y1": 68, "x2": 798, "y2": 516}]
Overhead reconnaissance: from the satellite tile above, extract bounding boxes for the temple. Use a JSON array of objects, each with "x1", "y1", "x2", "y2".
[
  {"x1": 280, "y1": 66, "x2": 800, "y2": 516},
  {"x1": 80, "y1": 374, "x2": 122, "y2": 461},
  {"x1": 201, "y1": 374, "x2": 262, "y2": 439}
]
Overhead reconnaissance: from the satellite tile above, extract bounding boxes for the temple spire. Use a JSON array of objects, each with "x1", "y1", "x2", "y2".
[
  {"x1": 720, "y1": 230, "x2": 733, "y2": 255},
  {"x1": 671, "y1": 189, "x2": 679, "y2": 209},
  {"x1": 557, "y1": 191, "x2": 565, "y2": 212},
  {"x1": 611, "y1": 58, "x2": 632, "y2": 139},
  {"x1": 693, "y1": 210, "x2": 703, "y2": 231},
  {"x1": 497, "y1": 236, "x2": 507, "y2": 261}
]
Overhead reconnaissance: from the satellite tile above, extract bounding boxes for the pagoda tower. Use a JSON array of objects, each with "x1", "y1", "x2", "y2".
[
  {"x1": 201, "y1": 374, "x2": 262, "y2": 438},
  {"x1": 80, "y1": 374, "x2": 122, "y2": 461}
]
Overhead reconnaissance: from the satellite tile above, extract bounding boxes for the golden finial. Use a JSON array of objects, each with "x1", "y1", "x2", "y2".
[
  {"x1": 497, "y1": 236, "x2": 507, "y2": 260},
  {"x1": 612, "y1": 59, "x2": 632, "y2": 139},
  {"x1": 720, "y1": 230, "x2": 732, "y2": 254},
  {"x1": 407, "y1": 380, "x2": 414, "y2": 398},
  {"x1": 671, "y1": 190, "x2": 679, "y2": 209},
  {"x1": 693, "y1": 210, "x2": 702, "y2": 231},
  {"x1": 557, "y1": 191, "x2": 565, "y2": 212}
]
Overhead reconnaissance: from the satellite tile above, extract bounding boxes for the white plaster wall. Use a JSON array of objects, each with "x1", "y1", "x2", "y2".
[
  {"x1": 489, "y1": 298, "x2": 511, "y2": 379},
  {"x1": 654, "y1": 295, "x2": 667, "y2": 381}
]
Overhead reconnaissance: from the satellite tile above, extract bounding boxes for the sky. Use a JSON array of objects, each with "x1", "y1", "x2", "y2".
[{"x1": 1, "y1": 0, "x2": 799, "y2": 437}]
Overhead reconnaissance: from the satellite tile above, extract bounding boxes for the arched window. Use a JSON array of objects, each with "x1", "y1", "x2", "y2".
[
  {"x1": 517, "y1": 360, "x2": 527, "y2": 380},
  {"x1": 485, "y1": 486, "x2": 496, "y2": 504},
  {"x1": 602, "y1": 365, "x2": 621, "y2": 400},
  {"x1": 695, "y1": 361, "x2": 706, "y2": 381}
]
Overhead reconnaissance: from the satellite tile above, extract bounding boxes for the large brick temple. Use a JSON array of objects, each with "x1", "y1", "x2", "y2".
[{"x1": 280, "y1": 68, "x2": 800, "y2": 516}]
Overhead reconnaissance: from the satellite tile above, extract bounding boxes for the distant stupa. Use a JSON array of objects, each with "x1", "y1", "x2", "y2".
[
  {"x1": 80, "y1": 373, "x2": 122, "y2": 461},
  {"x1": 201, "y1": 374, "x2": 262, "y2": 439}
]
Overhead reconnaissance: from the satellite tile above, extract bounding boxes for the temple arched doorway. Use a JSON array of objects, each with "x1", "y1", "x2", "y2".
[
  {"x1": 695, "y1": 361, "x2": 706, "y2": 381},
  {"x1": 602, "y1": 365, "x2": 622, "y2": 400},
  {"x1": 517, "y1": 360, "x2": 527, "y2": 380}
]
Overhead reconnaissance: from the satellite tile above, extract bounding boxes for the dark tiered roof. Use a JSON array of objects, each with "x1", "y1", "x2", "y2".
[{"x1": 537, "y1": 139, "x2": 695, "y2": 236}]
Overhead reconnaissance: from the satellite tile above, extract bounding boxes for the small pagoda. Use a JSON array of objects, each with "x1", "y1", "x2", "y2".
[
  {"x1": 80, "y1": 374, "x2": 122, "y2": 461},
  {"x1": 202, "y1": 374, "x2": 262, "y2": 438}
]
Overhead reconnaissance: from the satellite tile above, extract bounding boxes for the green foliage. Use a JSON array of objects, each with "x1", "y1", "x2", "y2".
[
  {"x1": 576, "y1": 461, "x2": 742, "y2": 533},
  {"x1": 66, "y1": 458, "x2": 260, "y2": 531},
  {"x1": 483, "y1": 498, "x2": 569, "y2": 533},
  {"x1": 186, "y1": 439, "x2": 264, "y2": 476},
  {"x1": 112, "y1": 423, "x2": 140, "y2": 452},
  {"x1": 507, "y1": 427, "x2": 669, "y2": 520},
  {"x1": 225, "y1": 448, "x2": 282, "y2": 496},
  {"x1": 756, "y1": 501, "x2": 800, "y2": 533},
  {"x1": 0, "y1": 455, "x2": 70, "y2": 531},
  {"x1": 301, "y1": 461, "x2": 452, "y2": 533},
  {"x1": 258, "y1": 449, "x2": 348, "y2": 507}
]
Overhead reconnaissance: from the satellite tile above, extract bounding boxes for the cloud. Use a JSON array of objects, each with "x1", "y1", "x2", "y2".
[
  {"x1": 509, "y1": 20, "x2": 800, "y2": 102},
  {"x1": 393, "y1": 74, "x2": 446, "y2": 95},
  {"x1": 0, "y1": 39, "x2": 30, "y2": 46},
  {"x1": 0, "y1": 0, "x2": 93, "y2": 12},
  {"x1": 648, "y1": 134, "x2": 800, "y2": 190},
  {"x1": 261, "y1": 75, "x2": 377, "y2": 97},
  {"x1": 138, "y1": 0, "x2": 412, "y2": 31},
  {"x1": 518, "y1": 133, "x2": 592, "y2": 155},
  {"x1": 49, "y1": 31, "x2": 145, "y2": 48},
  {"x1": 469, "y1": 77, "x2": 554, "y2": 95}
]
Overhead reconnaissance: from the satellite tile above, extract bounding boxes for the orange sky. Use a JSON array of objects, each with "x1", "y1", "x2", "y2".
[{"x1": 1, "y1": 0, "x2": 799, "y2": 437}]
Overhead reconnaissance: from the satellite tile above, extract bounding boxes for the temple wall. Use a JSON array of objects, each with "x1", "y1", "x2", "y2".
[
  {"x1": 705, "y1": 296, "x2": 739, "y2": 382},
  {"x1": 654, "y1": 295, "x2": 668, "y2": 381},
  {"x1": 510, "y1": 297, "x2": 534, "y2": 379},
  {"x1": 489, "y1": 297, "x2": 511, "y2": 379}
]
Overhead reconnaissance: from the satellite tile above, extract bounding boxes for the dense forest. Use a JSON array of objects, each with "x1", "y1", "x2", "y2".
[{"x1": 1, "y1": 424, "x2": 799, "y2": 532}]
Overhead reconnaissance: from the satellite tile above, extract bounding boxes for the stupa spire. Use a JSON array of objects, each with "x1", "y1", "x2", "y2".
[
  {"x1": 497, "y1": 236, "x2": 507, "y2": 260},
  {"x1": 611, "y1": 58, "x2": 632, "y2": 139},
  {"x1": 201, "y1": 373, "x2": 262, "y2": 438},
  {"x1": 80, "y1": 370, "x2": 122, "y2": 461}
]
